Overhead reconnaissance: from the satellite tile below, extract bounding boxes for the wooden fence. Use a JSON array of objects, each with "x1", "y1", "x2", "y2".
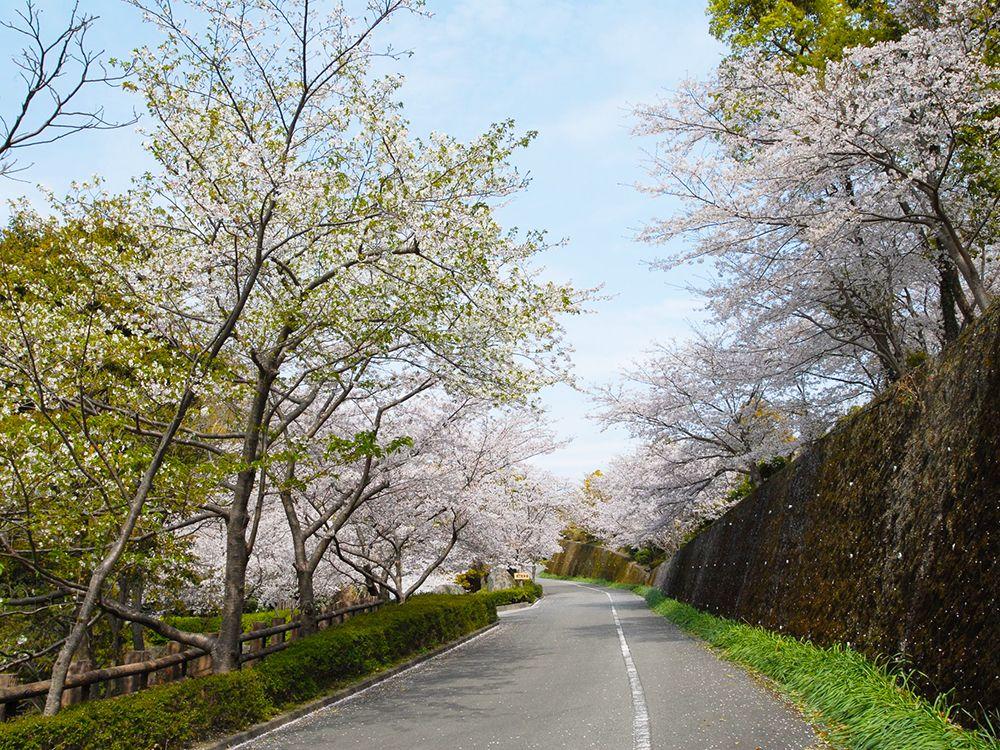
[{"x1": 0, "y1": 599, "x2": 383, "y2": 720}]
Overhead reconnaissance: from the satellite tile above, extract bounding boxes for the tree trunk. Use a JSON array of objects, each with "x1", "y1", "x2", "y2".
[
  {"x1": 212, "y1": 358, "x2": 279, "y2": 672},
  {"x1": 42, "y1": 235, "x2": 264, "y2": 712},
  {"x1": 279, "y1": 479, "x2": 319, "y2": 637},
  {"x1": 212, "y1": 469, "x2": 253, "y2": 673},
  {"x1": 43, "y1": 378, "x2": 209, "y2": 713},
  {"x1": 109, "y1": 583, "x2": 125, "y2": 665},
  {"x1": 130, "y1": 576, "x2": 145, "y2": 651},
  {"x1": 394, "y1": 560, "x2": 405, "y2": 603},
  {"x1": 936, "y1": 226, "x2": 991, "y2": 312},
  {"x1": 296, "y1": 566, "x2": 318, "y2": 636},
  {"x1": 939, "y1": 255, "x2": 961, "y2": 344}
]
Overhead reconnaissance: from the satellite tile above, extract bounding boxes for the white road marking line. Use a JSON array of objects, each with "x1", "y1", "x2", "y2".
[{"x1": 573, "y1": 583, "x2": 652, "y2": 750}]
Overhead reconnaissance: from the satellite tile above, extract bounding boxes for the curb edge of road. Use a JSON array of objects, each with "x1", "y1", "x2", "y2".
[{"x1": 195, "y1": 620, "x2": 501, "y2": 750}]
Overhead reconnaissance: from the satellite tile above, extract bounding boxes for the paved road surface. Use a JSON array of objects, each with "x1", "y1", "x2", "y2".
[{"x1": 243, "y1": 579, "x2": 819, "y2": 750}]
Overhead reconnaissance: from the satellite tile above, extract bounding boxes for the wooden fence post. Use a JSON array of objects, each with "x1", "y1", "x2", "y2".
[
  {"x1": 244, "y1": 621, "x2": 267, "y2": 663},
  {"x1": 189, "y1": 651, "x2": 213, "y2": 678},
  {"x1": 123, "y1": 650, "x2": 151, "y2": 694},
  {"x1": 0, "y1": 674, "x2": 18, "y2": 721},
  {"x1": 149, "y1": 642, "x2": 182, "y2": 685},
  {"x1": 61, "y1": 660, "x2": 93, "y2": 707}
]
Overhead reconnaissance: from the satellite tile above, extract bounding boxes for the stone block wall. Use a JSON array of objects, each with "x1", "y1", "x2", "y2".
[{"x1": 654, "y1": 306, "x2": 1000, "y2": 724}]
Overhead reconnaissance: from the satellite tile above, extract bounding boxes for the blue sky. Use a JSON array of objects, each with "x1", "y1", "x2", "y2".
[{"x1": 0, "y1": 0, "x2": 724, "y2": 479}]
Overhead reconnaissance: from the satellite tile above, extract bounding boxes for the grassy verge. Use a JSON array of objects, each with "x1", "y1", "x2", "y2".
[{"x1": 541, "y1": 573, "x2": 999, "y2": 750}]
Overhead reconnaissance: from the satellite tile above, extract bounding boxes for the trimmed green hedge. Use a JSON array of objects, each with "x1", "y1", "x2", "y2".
[
  {"x1": 256, "y1": 593, "x2": 496, "y2": 706},
  {"x1": 0, "y1": 594, "x2": 496, "y2": 750},
  {"x1": 476, "y1": 582, "x2": 543, "y2": 608},
  {"x1": 544, "y1": 574, "x2": 1000, "y2": 750}
]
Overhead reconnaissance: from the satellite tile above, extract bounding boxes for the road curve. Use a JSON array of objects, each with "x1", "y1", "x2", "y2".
[{"x1": 242, "y1": 579, "x2": 818, "y2": 750}]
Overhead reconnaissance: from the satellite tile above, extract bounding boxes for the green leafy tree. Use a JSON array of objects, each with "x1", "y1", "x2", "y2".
[
  {"x1": 707, "y1": 0, "x2": 903, "y2": 67},
  {"x1": 0, "y1": 215, "x2": 217, "y2": 681}
]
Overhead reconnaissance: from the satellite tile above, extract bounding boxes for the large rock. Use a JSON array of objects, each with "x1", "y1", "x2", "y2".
[
  {"x1": 546, "y1": 542, "x2": 651, "y2": 585},
  {"x1": 431, "y1": 583, "x2": 465, "y2": 595},
  {"x1": 485, "y1": 569, "x2": 515, "y2": 591}
]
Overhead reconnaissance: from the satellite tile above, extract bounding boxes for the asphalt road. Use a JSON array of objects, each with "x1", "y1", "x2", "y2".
[{"x1": 242, "y1": 579, "x2": 819, "y2": 750}]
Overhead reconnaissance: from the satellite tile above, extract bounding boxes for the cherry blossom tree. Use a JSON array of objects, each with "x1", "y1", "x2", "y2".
[
  {"x1": 465, "y1": 468, "x2": 570, "y2": 571},
  {"x1": 0, "y1": 0, "x2": 580, "y2": 712},
  {"x1": 115, "y1": 0, "x2": 577, "y2": 672},
  {"x1": 331, "y1": 401, "x2": 562, "y2": 601},
  {"x1": 600, "y1": 334, "x2": 808, "y2": 482},
  {"x1": 635, "y1": 0, "x2": 998, "y2": 392},
  {"x1": 8, "y1": 0, "x2": 424, "y2": 709},
  {"x1": 593, "y1": 332, "x2": 812, "y2": 548},
  {"x1": 596, "y1": 0, "x2": 998, "y2": 553},
  {"x1": 262, "y1": 374, "x2": 434, "y2": 632},
  {"x1": 579, "y1": 446, "x2": 740, "y2": 553}
]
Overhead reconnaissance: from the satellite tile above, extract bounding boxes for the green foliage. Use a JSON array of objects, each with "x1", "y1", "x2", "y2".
[
  {"x1": 324, "y1": 431, "x2": 414, "y2": 463},
  {"x1": 707, "y1": 0, "x2": 903, "y2": 68},
  {"x1": 624, "y1": 545, "x2": 666, "y2": 568},
  {"x1": 454, "y1": 565, "x2": 490, "y2": 592},
  {"x1": 559, "y1": 523, "x2": 602, "y2": 545},
  {"x1": 475, "y1": 583, "x2": 543, "y2": 608},
  {"x1": 255, "y1": 594, "x2": 495, "y2": 706},
  {"x1": 725, "y1": 455, "x2": 792, "y2": 503},
  {"x1": 0, "y1": 214, "x2": 218, "y2": 678},
  {"x1": 905, "y1": 349, "x2": 932, "y2": 371},
  {"x1": 544, "y1": 575, "x2": 1000, "y2": 750},
  {"x1": 0, "y1": 595, "x2": 494, "y2": 750},
  {"x1": 0, "y1": 671, "x2": 268, "y2": 750}
]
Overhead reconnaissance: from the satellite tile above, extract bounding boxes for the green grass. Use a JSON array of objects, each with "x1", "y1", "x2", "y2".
[{"x1": 541, "y1": 573, "x2": 1000, "y2": 750}]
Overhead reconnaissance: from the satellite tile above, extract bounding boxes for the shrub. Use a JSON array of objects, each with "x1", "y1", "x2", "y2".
[
  {"x1": 454, "y1": 565, "x2": 490, "y2": 592},
  {"x1": 256, "y1": 594, "x2": 495, "y2": 706},
  {"x1": 0, "y1": 671, "x2": 268, "y2": 750},
  {"x1": 0, "y1": 595, "x2": 494, "y2": 750},
  {"x1": 476, "y1": 583, "x2": 543, "y2": 608},
  {"x1": 625, "y1": 544, "x2": 666, "y2": 567}
]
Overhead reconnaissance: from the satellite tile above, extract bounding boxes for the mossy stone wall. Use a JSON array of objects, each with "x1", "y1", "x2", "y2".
[
  {"x1": 653, "y1": 306, "x2": 1000, "y2": 724},
  {"x1": 547, "y1": 541, "x2": 653, "y2": 585}
]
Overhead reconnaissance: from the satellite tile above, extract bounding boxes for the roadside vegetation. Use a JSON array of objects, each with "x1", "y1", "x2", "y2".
[
  {"x1": 477, "y1": 582, "x2": 543, "y2": 609},
  {"x1": 0, "y1": 592, "x2": 502, "y2": 750},
  {"x1": 541, "y1": 575, "x2": 1000, "y2": 750},
  {"x1": 0, "y1": 0, "x2": 577, "y2": 715}
]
